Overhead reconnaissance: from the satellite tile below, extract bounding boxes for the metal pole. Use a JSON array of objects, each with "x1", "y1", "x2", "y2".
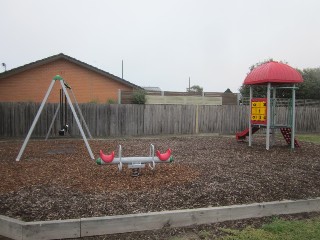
[
  {"x1": 60, "y1": 89, "x2": 63, "y2": 129},
  {"x1": 64, "y1": 94, "x2": 67, "y2": 126},
  {"x1": 16, "y1": 79, "x2": 56, "y2": 161},
  {"x1": 70, "y1": 88, "x2": 93, "y2": 139},
  {"x1": 45, "y1": 104, "x2": 60, "y2": 140},
  {"x1": 249, "y1": 86, "x2": 252, "y2": 147},
  {"x1": 266, "y1": 83, "x2": 271, "y2": 150},
  {"x1": 122, "y1": 60, "x2": 123, "y2": 79},
  {"x1": 271, "y1": 87, "x2": 276, "y2": 146},
  {"x1": 60, "y1": 80, "x2": 95, "y2": 160},
  {"x1": 291, "y1": 84, "x2": 296, "y2": 149},
  {"x1": 118, "y1": 89, "x2": 121, "y2": 104}
]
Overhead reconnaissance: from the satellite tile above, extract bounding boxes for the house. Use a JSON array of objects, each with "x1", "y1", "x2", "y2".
[
  {"x1": 143, "y1": 87, "x2": 162, "y2": 92},
  {"x1": 0, "y1": 53, "x2": 141, "y2": 103}
]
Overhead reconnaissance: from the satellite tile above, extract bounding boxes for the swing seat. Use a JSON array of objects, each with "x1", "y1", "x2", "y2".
[
  {"x1": 59, "y1": 129, "x2": 66, "y2": 136},
  {"x1": 59, "y1": 125, "x2": 69, "y2": 136}
]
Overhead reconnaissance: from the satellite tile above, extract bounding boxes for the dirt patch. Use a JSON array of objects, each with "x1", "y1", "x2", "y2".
[{"x1": 1, "y1": 135, "x2": 320, "y2": 224}]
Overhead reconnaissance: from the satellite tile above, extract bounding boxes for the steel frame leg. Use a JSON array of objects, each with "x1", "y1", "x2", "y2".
[
  {"x1": 45, "y1": 104, "x2": 60, "y2": 140},
  {"x1": 70, "y1": 88, "x2": 92, "y2": 139},
  {"x1": 16, "y1": 80, "x2": 56, "y2": 161},
  {"x1": 60, "y1": 80, "x2": 95, "y2": 159}
]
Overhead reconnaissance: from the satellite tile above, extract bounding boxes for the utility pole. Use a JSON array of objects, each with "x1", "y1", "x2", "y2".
[{"x1": 122, "y1": 60, "x2": 123, "y2": 79}]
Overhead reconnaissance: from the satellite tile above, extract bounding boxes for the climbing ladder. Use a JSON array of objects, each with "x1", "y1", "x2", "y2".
[{"x1": 280, "y1": 128, "x2": 300, "y2": 148}]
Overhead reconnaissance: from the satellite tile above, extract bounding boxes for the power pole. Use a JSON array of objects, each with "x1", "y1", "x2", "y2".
[{"x1": 122, "y1": 60, "x2": 123, "y2": 79}]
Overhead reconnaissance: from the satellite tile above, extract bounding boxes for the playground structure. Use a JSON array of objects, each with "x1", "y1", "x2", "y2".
[
  {"x1": 97, "y1": 144, "x2": 174, "y2": 176},
  {"x1": 16, "y1": 75, "x2": 94, "y2": 161},
  {"x1": 236, "y1": 61, "x2": 304, "y2": 150}
]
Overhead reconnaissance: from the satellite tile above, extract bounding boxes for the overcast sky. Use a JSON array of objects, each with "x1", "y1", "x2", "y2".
[{"x1": 1, "y1": 0, "x2": 320, "y2": 93}]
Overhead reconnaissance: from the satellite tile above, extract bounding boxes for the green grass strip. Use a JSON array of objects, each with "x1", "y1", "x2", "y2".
[
  {"x1": 297, "y1": 134, "x2": 320, "y2": 144},
  {"x1": 220, "y1": 217, "x2": 320, "y2": 240}
]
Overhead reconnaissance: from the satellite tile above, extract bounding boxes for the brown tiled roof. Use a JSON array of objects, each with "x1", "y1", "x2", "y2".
[{"x1": 0, "y1": 53, "x2": 142, "y2": 89}]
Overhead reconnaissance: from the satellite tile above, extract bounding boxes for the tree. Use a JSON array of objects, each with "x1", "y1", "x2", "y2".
[
  {"x1": 224, "y1": 88, "x2": 233, "y2": 93},
  {"x1": 296, "y1": 68, "x2": 320, "y2": 99},
  {"x1": 187, "y1": 85, "x2": 203, "y2": 93},
  {"x1": 238, "y1": 83, "x2": 267, "y2": 98}
]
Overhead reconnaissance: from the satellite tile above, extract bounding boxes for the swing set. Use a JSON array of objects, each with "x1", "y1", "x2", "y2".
[{"x1": 16, "y1": 75, "x2": 94, "y2": 161}]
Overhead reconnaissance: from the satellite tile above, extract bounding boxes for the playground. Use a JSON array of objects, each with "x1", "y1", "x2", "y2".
[
  {"x1": 1, "y1": 62, "x2": 320, "y2": 239},
  {"x1": 1, "y1": 134, "x2": 320, "y2": 223}
]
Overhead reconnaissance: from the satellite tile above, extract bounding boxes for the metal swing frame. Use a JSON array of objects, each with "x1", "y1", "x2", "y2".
[{"x1": 16, "y1": 75, "x2": 94, "y2": 161}]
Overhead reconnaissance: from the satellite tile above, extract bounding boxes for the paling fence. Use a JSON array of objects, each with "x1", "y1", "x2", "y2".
[{"x1": 0, "y1": 103, "x2": 319, "y2": 138}]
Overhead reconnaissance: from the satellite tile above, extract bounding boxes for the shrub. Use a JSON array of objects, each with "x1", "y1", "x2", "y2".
[
  {"x1": 106, "y1": 99, "x2": 116, "y2": 104},
  {"x1": 132, "y1": 90, "x2": 146, "y2": 104}
]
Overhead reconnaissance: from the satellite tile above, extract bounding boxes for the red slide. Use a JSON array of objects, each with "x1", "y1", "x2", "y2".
[{"x1": 236, "y1": 126, "x2": 260, "y2": 141}]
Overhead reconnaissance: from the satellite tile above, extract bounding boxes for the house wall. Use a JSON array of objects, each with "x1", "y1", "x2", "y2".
[{"x1": 0, "y1": 59, "x2": 133, "y2": 103}]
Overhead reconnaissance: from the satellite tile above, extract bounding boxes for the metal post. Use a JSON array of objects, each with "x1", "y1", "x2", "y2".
[
  {"x1": 16, "y1": 79, "x2": 56, "y2": 161},
  {"x1": 266, "y1": 83, "x2": 271, "y2": 150},
  {"x1": 249, "y1": 86, "x2": 253, "y2": 147},
  {"x1": 70, "y1": 89, "x2": 93, "y2": 139},
  {"x1": 60, "y1": 80, "x2": 95, "y2": 160},
  {"x1": 118, "y1": 89, "x2": 121, "y2": 104},
  {"x1": 291, "y1": 84, "x2": 296, "y2": 149},
  {"x1": 271, "y1": 87, "x2": 276, "y2": 146},
  {"x1": 60, "y1": 89, "x2": 63, "y2": 129},
  {"x1": 45, "y1": 104, "x2": 60, "y2": 140},
  {"x1": 122, "y1": 60, "x2": 124, "y2": 79},
  {"x1": 195, "y1": 105, "x2": 199, "y2": 134}
]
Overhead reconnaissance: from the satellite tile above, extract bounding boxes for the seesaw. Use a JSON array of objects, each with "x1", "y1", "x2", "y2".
[{"x1": 96, "y1": 144, "x2": 174, "y2": 176}]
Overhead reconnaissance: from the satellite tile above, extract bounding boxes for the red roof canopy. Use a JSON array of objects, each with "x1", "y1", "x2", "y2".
[{"x1": 244, "y1": 61, "x2": 303, "y2": 85}]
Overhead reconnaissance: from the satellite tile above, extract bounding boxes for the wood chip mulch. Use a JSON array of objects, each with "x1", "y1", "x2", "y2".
[{"x1": 1, "y1": 135, "x2": 320, "y2": 225}]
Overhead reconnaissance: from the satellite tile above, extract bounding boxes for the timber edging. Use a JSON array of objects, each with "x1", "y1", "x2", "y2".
[{"x1": 1, "y1": 198, "x2": 320, "y2": 240}]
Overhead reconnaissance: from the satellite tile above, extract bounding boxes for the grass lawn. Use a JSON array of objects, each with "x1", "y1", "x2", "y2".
[
  {"x1": 168, "y1": 217, "x2": 320, "y2": 240},
  {"x1": 297, "y1": 133, "x2": 320, "y2": 144},
  {"x1": 219, "y1": 217, "x2": 320, "y2": 240}
]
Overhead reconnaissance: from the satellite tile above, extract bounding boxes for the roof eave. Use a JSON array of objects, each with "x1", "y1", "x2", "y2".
[{"x1": 0, "y1": 53, "x2": 142, "y2": 89}]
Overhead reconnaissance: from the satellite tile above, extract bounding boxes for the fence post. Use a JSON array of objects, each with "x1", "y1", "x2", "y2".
[
  {"x1": 195, "y1": 105, "x2": 199, "y2": 134},
  {"x1": 118, "y1": 89, "x2": 121, "y2": 104}
]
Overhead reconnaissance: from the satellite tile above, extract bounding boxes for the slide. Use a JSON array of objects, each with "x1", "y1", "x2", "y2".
[{"x1": 236, "y1": 126, "x2": 260, "y2": 141}]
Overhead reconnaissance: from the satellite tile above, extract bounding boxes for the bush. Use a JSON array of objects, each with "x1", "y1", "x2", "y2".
[
  {"x1": 132, "y1": 90, "x2": 146, "y2": 104},
  {"x1": 106, "y1": 99, "x2": 116, "y2": 104}
]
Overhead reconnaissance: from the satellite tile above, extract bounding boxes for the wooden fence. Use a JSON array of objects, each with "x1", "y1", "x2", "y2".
[
  {"x1": 120, "y1": 90, "x2": 239, "y2": 105},
  {"x1": 0, "y1": 103, "x2": 319, "y2": 138}
]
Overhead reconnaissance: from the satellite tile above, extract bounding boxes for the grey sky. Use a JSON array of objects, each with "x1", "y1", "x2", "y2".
[{"x1": 1, "y1": 0, "x2": 320, "y2": 93}]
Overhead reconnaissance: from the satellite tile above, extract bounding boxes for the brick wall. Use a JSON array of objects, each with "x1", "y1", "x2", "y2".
[{"x1": 0, "y1": 59, "x2": 134, "y2": 103}]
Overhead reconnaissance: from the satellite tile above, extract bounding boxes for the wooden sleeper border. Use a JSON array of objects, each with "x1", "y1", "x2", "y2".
[{"x1": 1, "y1": 198, "x2": 320, "y2": 240}]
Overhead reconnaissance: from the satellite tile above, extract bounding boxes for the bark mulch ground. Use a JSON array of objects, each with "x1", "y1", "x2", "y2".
[{"x1": 1, "y1": 135, "x2": 320, "y2": 239}]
